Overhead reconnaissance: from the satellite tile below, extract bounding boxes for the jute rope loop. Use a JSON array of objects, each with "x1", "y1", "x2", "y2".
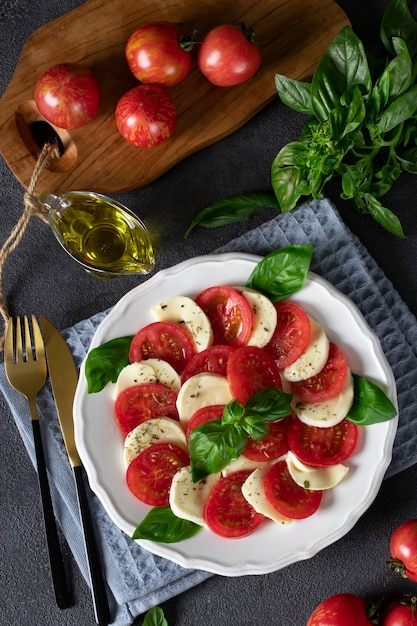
[{"x1": 0, "y1": 143, "x2": 60, "y2": 350}]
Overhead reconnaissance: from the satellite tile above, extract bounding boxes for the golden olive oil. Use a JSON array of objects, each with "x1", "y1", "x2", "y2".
[{"x1": 44, "y1": 191, "x2": 154, "y2": 277}]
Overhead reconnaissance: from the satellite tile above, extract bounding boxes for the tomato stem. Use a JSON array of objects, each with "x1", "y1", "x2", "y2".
[{"x1": 179, "y1": 30, "x2": 198, "y2": 52}]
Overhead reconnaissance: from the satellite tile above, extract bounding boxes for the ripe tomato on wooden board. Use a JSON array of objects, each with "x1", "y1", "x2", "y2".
[
  {"x1": 115, "y1": 84, "x2": 176, "y2": 148},
  {"x1": 34, "y1": 63, "x2": 100, "y2": 129},
  {"x1": 389, "y1": 520, "x2": 417, "y2": 582},
  {"x1": 306, "y1": 593, "x2": 372, "y2": 626},
  {"x1": 125, "y1": 22, "x2": 194, "y2": 87},
  {"x1": 197, "y1": 23, "x2": 261, "y2": 87}
]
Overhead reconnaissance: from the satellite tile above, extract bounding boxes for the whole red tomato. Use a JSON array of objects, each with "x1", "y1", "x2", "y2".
[
  {"x1": 197, "y1": 23, "x2": 261, "y2": 87},
  {"x1": 383, "y1": 596, "x2": 417, "y2": 626},
  {"x1": 125, "y1": 22, "x2": 194, "y2": 87},
  {"x1": 34, "y1": 63, "x2": 100, "y2": 129},
  {"x1": 389, "y1": 520, "x2": 417, "y2": 582},
  {"x1": 115, "y1": 84, "x2": 176, "y2": 148},
  {"x1": 306, "y1": 593, "x2": 372, "y2": 626}
]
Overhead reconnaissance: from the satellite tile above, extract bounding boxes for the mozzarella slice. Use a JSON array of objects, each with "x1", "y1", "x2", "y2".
[
  {"x1": 242, "y1": 463, "x2": 291, "y2": 525},
  {"x1": 286, "y1": 451, "x2": 349, "y2": 490},
  {"x1": 115, "y1": 359, "x2": 181, "y2": 397},
  {"x1": 152, "y1": 295, "x2": 213, "y2": 352},
  {"x1": 124, "y1": 417, "x2": 186, "y2": 466},
  {"x1": 169, "y1": 466, "x2": 220, "y2": 527},
  {"x1": 176, "y1": 373, "x2": 233, "y2": 425},
  {"x1": 291, "y1": 371, "x2": 354, "y2": 427},
  {"x1": 221, "y1": 455, "x2": 264, "y2": 477},
  {"x1": 282, "y1": 317, "x2": 329, "y2": 382},
  {"x1": 239, "y1": 288, "x2": 277, "y2": 348}
]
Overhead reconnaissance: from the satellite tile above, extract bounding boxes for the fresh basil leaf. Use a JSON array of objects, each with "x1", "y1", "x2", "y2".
[
  {"x1": 378, "y1": 85, "x2": 417, "y2": 134},
  {"x1": 221, "y1": 400, "x2": 245, "y2": 424},
  {"x1": 384, "y1": 38, "x2": 413, "y2": 101},
  {"x1": 246, "y1": 245, "x2": 313, "y2": 301},
  {"x1": 245, "y1": 388, "x2": 292, "y2": 422},
  {"x1": 132, "y1": 506, "x2": 201, "y2": 543},
  {"x1": 85, "y1": 336, "x2": 133, "y2": 393},
  {"x1": 365, "y1": 193, "x2": 406, "y2": 238},
  {"x1": 311, "y1": 26, "x2": 371, "y2": 122},
  {"x1": 398, "y1": 147, "x2": 417, "y2": 173},
  {"x1": 271, "y1": 142, "x2": 311, "y2": 212},
  {"x1": 189, "y1": 420, "x2": 247, "y2": 482},
  {"x1": 185, "y1": 193, "x2": 279, "y2": 236},
  {"x1": 143, "y1": 606, "x2": 168, "y2": 626},
  {"x1": 381, "y1": 0, "x2": 417, "y2": 58},
  {"x1": 275, "y1": 74, "x2": 313, "y2": 114},
  {"x1": 347, "y1": 374, "x2": 397, "y2": 425}
]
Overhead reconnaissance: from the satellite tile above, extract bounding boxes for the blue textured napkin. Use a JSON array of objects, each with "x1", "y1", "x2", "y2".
[{"x1": 1, "y1": 198, "x2": 416, "y2": 625}]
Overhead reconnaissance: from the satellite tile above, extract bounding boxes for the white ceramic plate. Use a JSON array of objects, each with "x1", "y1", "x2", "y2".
[{"x1": 73, "y1": 253, "x2": 398, "y2": 576}]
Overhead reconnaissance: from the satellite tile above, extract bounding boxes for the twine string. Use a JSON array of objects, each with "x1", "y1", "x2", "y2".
[{"x1": 0, "y1": 143, "x2": 59, "y2": 350}]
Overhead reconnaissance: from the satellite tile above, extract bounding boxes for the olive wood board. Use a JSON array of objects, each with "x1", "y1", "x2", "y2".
[{"x1": 0, "y1": 0, "x2": 349, "y2": 195}]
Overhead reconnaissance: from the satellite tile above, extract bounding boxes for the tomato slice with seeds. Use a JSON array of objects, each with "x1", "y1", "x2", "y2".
[
  {"x1": 114, "y1": 382, "x2": 179, "y2": 436},
  {"x1": 129, "y1": 321, "x2": 196, "y2": 373},
  {"x1": 288, "y1": 418, "x2": 359, "y2": 467},
  {"x1": 181, "y1": 344, "x2": 235, "y2": 384},
  {"x1": 291, "y1": 342, "x2": 348, "y2": 403},
  {"x1": 243, "y1": 416, "x2": 290, "y2": 462},
  {"x1": 195, "y1": 286, "x2": 253, "y2": 348},
  {"x1": 185, "y1": 404, "x2": 225, "y2": 442},
  {"x1": 263, "y1": 460, "x2": 323, "y2": 519},
  {"x1": 204, "y1": 470, "x2": 265, "y2": 538},
  {"x1": 265, "y1": 301, "x2": 311, "y2": 369},
  {"x1": 227, "y1": 345, "x2": 282, "y2": 406},
  {"x1": 126, "y1": 442, "x2": 189, "y2": 506}
]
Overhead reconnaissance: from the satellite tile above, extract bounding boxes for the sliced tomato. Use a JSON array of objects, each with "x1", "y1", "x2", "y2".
[
  {"x1": 114, "y1": 382, "x2": 179, "y2": 436},
  {"x1": 185, "y1": 404, "x2": 225, "y2": 442},
  {"x1": 126, "y1": 442, "x2": 189, "y2": 506},
  {"x1": 195, "y1": 286, "x2": 253, "y2": 348},
  {"x1": 181, "y1": 344, "x2": 235, "y2": 384},
  {"x1": 227, "y1": 345, "x2": 282, "y2": 406},
  {"x1": 291, "y1": 342, "x2": 348, "y2": 403},
  {"x1": 263, "y1": 460, "x2": 323, "y2": 519},
  {"x1": 129, "y1": 321, "x2": 196, "y2": 373},
  {"x1": 243, "y1": 417, "x2": 290, "y2": 462},
  {"x1": 204, "y1": 470, "x2": 264, "y2": 538},
  {"x1": 265, "y1": 301, "x2": 311, "y2": 368},
  {"x1": 288, "y1": 417, "x2": 359, "y2": 467}
]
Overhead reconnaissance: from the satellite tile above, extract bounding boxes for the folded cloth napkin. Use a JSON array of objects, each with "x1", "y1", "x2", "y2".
[{"x1": 1, "y1": 197, "x2": 417, "y2": 625}]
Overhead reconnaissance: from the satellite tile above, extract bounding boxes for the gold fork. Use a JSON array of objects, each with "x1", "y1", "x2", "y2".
[{"x1": 4, "y1": 316, "x2": 70, "y2": 609}]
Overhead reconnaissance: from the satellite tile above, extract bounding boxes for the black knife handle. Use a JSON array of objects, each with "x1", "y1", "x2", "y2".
[
  {"x1": 32, "y1": 419, "x2": 71, "y2": 609},
  {"x1": 73, "y1": 464, "x2": 110, "y2": 626}
]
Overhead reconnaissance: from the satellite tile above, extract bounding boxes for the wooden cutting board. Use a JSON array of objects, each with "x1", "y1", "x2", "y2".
[{"x1": 0, "y1": 0, "x2": 349, "y2": 195}]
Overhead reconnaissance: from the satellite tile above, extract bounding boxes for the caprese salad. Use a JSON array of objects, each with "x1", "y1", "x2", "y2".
[{"x1": 84, "y1": 246, "x2": 396, "y2": 543}]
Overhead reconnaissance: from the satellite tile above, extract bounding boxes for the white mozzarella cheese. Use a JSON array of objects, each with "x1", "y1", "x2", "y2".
[
  {"x1": 239, "y1": 288, "x2": 277, "y2": 348},
  {"x1": 123, "y1": 417, "x2": 186, "y2": 466},
  {"x1": 151, "y1": 295, "x2": 213, "y2": 352},
  {"x1": 241, "y1": 463, "x2": 291, "y2": 525},
  {"x1": 115, "y1": 359, "x2": 181, "y2": 397},
  {"x1": 286, "y1": 451, "x2": 349, "y2": 490},
  {"x1": 282, "y1": 317, "x2": 329, "y2": 382},
  {"x1": 291, "y1": 371, "x2": 354, "y2": 427},
  {"x1": 169, "y1": 466, "x2": 220, "y2": 527},
  {"x1": 221, "y1": 455, "x2": 264, "y2": 477},
  {"x1": 176, "y1": 373, "x2": 233, "y2": 425}
]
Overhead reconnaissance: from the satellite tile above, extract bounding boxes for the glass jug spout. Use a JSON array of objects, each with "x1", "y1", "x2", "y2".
[{"x1": 38, "y1": 190, "x2": 155, "y2": 278}]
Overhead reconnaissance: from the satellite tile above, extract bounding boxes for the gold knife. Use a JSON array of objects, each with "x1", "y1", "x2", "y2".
[{"x1": 40, "y1": 316, "x2": 110, "y2": 626}]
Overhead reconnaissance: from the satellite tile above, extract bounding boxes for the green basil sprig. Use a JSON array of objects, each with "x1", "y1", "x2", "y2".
[
  {"x1": 347, "y1": 374, "x2": 397, "y2": 425},
  {"x1": 84, "y1": 335, "x2": 133, "y2": 393},
  {"x1": 189, "y1": 387, "x2": 293, "y2": 482},
  {"x1": 246, "y1": 244, "x2": 312, "y2": 301},
  {"x1": 132, "y1": 506, "x2": 202, "y2": 543}
]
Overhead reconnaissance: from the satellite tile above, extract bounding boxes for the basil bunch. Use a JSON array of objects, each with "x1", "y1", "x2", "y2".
[{"x1": 186, "y1": 0, "x2": 417, "y2": 237}]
